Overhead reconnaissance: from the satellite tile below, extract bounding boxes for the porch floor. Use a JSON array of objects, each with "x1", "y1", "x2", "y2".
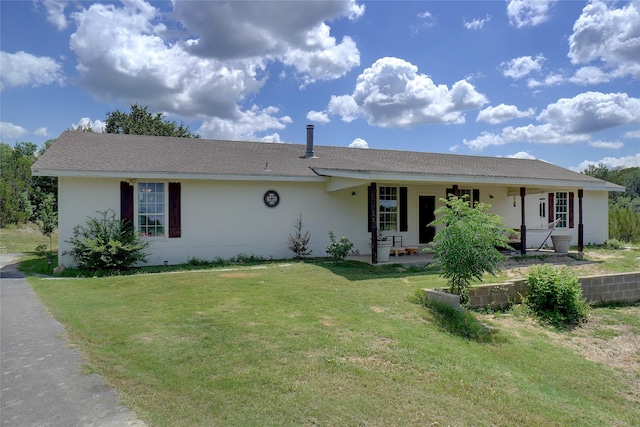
[{"x1": 347, "y1": 248, "x2": 582, "y2": 267}]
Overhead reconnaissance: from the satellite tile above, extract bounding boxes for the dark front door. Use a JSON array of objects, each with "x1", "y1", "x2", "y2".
[{"x1": 419, "y1": 196, "x2": 436, "y2": 244}]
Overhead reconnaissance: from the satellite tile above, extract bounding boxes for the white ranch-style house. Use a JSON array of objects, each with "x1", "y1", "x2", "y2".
[{"x1": 32, "y1": 127, "x2": 623, "y2": 266}]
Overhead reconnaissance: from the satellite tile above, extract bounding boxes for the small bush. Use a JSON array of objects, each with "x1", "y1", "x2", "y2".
[
  {"x1": 65, "y1": 209, "x2": 149, "y2": 271},
  {"x1": 188, "y1": 257, "x2": 210, "y2": 266},
  {"x1": 526, "y1": 265, "x2": 589, "y2": 328},
  {"x1": 604, "y1": 238, "x2": 625, "y2": 250},
  {"x1": 326, "y1": 231, "x2": 353, "y2": 264}
]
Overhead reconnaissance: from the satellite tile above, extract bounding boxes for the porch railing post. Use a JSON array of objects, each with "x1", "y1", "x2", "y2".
[
  {"x1": 578, "y1": 189, "x2": 584, "y2": 252},
  {"x1": 520, "y1": 187, "x2": 526, "y2": 255},
  {"x1": 370, "y1": 183, "x2": 378, "y2": 264}
]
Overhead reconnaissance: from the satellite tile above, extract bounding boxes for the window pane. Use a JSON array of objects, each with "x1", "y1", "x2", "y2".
[
  {"x1": 138, "y1": 182, "x2": 165, "y2": 237},
  {"x1": 379, "y1": 186, "x2": 398, "y2": 232},
  {"x1": 555, "y1": 192, "x2": 568, "y2": 228}
]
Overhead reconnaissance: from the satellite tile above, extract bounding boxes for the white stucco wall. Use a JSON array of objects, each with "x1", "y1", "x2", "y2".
[
  {"x1": 57, "y1": 177, "x2": 612, "y2": 267},
  {"x1": 58, "y1": 177, "x2": 373, "y2": 266}
]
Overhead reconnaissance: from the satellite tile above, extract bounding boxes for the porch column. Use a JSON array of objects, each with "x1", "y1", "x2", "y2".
[
  {"x1": 520, "y1": 187, "x2": 526, "y2": 255},
  {"x1": 369, "y1": 182, "x2": 378, "y2": 264},
  {"x1": 578, "y1": 189, "x2": 584, "y2": 252}
]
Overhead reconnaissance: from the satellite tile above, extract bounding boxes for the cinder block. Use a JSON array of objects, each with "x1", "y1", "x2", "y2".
[{"x1": 425, "y1": 289, "x2": 460, "y2": 310}]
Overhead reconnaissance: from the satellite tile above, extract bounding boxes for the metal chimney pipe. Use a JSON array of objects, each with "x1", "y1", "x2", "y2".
[{"x1": 305, "y1": 125, "x2": 316, "y2": 158}]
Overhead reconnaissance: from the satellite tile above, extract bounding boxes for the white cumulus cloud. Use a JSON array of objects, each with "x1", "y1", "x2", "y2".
[
  {"x1": 64, "y1": 0, "x2": 362, "y2": 140},
  {"x1": 34, "y1": 127, "x2": 49, "y2": 137},
  {"x1": 500, "y1": 54, "x2": 545, "y2": 79},
  {"x1": 569, "y1": 66, "x2": 611, "y2": 85},
  {"x1": 196, "y1": 105, "x2": 292, "y2": 141},
  {"x1": 0, "y1": 51, "x2": 64, "y2": 91},
  {"x1": 326, "y1": 57, "x2": 487, "y2": 128},
  {"x1": 464, "y1": 15, "x2": 491, "y2": 30},
  {"x1": 506, "y1": 0, "x2": 559, "y2": 28},
  {"x1": 574, "y1": 153, "x2": 640, "y2": 172},
  {"x1": 624, "y1": 130, "x2": 640, "y2": 139},
  {"x1": 464, "y1": 91, "x2": 640, "y2": 150},
  {"x1": 42, "y1": 0, "x2": 69, "y2": 30},
  {"x1": 476, "y1": 104, "x2": 535, "y2": 124},
  {"x1": 588, "y1": 140, "x2": 624, "y2": 149},
  {"x1": 538, "y1": 92, "x2": 640, "y2": 134},
  {"x1": 507, "y1": 151, "x2": 537, "y2": 160},
  {"x1": 569, "y1": 1, "x2": 640, "y2": 81},
  {"x1": 72, "y1": 117, "x2": 106, "y2": 132},
  {"x1": 307, "y1": 110, "x2": 330, "y2": 123},
  {"x1": 173, "y1": 0, "x2": 362, "y2": 84},
  {"x1": 349, "y1": 138, "x2": 369, "y2": 148},
  {"x1": 0, "y1": 122, "x2": 28, "y2": 141}
]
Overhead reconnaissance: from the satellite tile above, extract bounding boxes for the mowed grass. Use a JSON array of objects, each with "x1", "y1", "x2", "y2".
[
  {"x1": 0, "y1": 223, "x2": 57, "y2": 254},
  {"x1": 29, "y1": 262, "x2": 640, "y2": 427}
]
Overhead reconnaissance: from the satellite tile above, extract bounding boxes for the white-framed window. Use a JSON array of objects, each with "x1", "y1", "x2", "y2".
[
  {"x1": 379, "y1": 186, "x2": 398, "y2": 231},
  {"x1": 138, "y1": 182, "x2": 166, "y2": 237},
  {"x1": 555, "y1": 192, "x2": 568, "y2": 228}
]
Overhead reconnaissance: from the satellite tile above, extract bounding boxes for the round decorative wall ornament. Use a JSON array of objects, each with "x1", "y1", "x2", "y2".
[{"x1": 263, "y1": 190, "x2": 280, "y2": 208}]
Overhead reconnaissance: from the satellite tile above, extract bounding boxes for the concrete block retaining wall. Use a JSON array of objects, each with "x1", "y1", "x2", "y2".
[{"x1": 465, "y1": 271, "x2": 640, "y2": 309}]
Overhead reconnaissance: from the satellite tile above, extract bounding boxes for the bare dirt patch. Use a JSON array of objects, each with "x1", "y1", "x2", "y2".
[{"x1": 499, "y1": 252, "x2": 618, "y2": 279}]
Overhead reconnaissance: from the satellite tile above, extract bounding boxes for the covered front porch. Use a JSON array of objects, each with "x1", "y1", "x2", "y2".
[{"x1": 361, "y1": 182, "x2": 591, "y2": 264}]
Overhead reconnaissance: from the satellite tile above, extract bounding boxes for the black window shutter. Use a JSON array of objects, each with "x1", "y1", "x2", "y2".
[
  {"x1": 548, "y1": 193, "x2": 554, "y2": 223},
  {"x1": 367, "y1": 185, "x2": 372, "y2": 232},
  {"x1": 472, "y1": 189, "x2": 480, "y2": 208},
  {"x1": 120, "y1": 181, "x2": 134, "y2": 231},
  {"x1": 169, "y1": 182, "x2": 181, "y2": 238},
  {"x1": 568, "y1": 192, "x2": 574, "y2": 229},
  {"x1": 399, "y1": 186, "x2": 408, "y2": 232}
]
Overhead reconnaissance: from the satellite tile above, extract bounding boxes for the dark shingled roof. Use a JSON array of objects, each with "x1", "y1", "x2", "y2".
[{"x1": 32, "y1": 131, "x2": 620, "y2": 190}]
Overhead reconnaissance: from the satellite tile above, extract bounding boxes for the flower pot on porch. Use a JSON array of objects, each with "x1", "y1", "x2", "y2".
[
  {"x1": 377, "y1": 240, "x2": 392, "y2": 262},
  {"x1": 550, "y1": 235, "x2": 572, "y2": 253}
]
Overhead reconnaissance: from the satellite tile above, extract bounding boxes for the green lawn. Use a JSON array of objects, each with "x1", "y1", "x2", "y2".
[
  {"x1": 29, "y1": 262, "x2": 639, "y2": 427},
  {"x1": 0, "y1": 223, "x2": 57, "y2": 254}
]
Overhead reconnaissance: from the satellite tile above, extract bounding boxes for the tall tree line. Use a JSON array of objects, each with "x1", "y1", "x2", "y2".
[
  {"x1": 0, "y1": 141, "x2": 57, "y2": 227},
  {"x1": 584, "y1": 164, "x2": 640, "y2": 243}
]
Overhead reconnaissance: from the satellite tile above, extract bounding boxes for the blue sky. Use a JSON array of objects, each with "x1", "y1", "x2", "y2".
[{"x1": 1, "y1": 0, "x2": 639, "y2": 171}]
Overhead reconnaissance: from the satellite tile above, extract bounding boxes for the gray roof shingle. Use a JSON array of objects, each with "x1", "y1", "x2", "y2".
[{"x1": 32, "y1": 131, "x2": 620, "y2": 190}]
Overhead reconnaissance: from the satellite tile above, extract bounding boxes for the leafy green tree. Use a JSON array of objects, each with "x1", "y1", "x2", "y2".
[
  {"x1": 0, "y1": 142, "x2": 36, "y2": 226},
  {"x1": 584, "y1": 165, "x2": 640, "y2": 242},
  {"x1": 105, "y1": 103, "x2": 199, "y2": 138},
  {"x1": 429, "y1": 196, "x2": 511, "y2": 306}
]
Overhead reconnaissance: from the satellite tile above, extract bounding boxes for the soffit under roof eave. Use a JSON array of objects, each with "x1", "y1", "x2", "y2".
[
  {"x1": 312, "y1": 168, "x2": 621, "y2": 192},
  {"x1": 30, "y1": 169, "x2": 325, "y2": 183}
]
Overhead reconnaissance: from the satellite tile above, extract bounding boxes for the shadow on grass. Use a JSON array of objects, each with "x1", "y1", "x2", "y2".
[
  {"x1": 313, "y1": 259, "x2": 440, "y2": 281},
  {"x1": 410, "y1": 290, "x2": 505, "y2": 344}
]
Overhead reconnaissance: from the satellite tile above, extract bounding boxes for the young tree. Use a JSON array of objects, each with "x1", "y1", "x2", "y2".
[
  {"x1": 38, "y1": 193, "x2": 57, "y2": 252},
  {"x1": 430, "y1": 196, "x2": 511, "y2": 306},
  {"x1": 288, "y1": 214, "x2": 312, "y2": 259},
  {"x1": 105, "y1": 103, "x2": 199, "y2": 138}
]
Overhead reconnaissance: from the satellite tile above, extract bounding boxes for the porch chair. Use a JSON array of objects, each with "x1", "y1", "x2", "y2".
[{"x1": 538, "y1": 218, "x2": 562, "y2": 250}]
